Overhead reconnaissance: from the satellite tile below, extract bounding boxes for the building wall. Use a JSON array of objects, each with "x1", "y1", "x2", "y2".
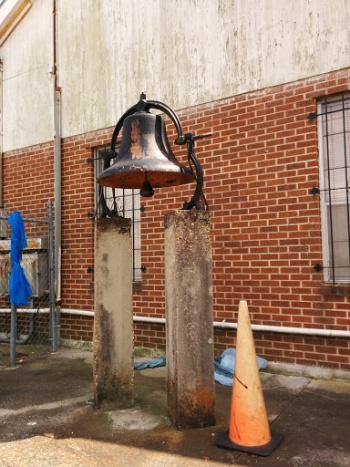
[
  {"x1": 2, "y1": 0, "x2": 350, "y2": 150},
  {"x1": 4, "y1": 68, "x2": 349, "y2": 370},
  {"x1": 133, "y1": 68, "x2": 350, "y2": 371},
  {"x1": 57, "y1": 0, "x2": 350, "y2": 139},
  {"x1": 1, "y1": 0, "x2": 53, "y2": 152},
  {"x1": 1, "y1": 1, "x2": 350, "y2": 371},
  {"x1": 3, "y1": 141, "x2": 54, "y2": 217}
]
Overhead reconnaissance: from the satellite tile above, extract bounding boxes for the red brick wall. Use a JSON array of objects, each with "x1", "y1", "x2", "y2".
[
  {"x1": 3, "y1": 69, "x2": 350, "y2": 370},
  {"x1": 134, "y1": 69, "x2": 350, "y2": 371},
  {"x1": 60, "y1": 314, "x2": 94, "y2": 341},
  {"x1": 3, "y1": 142, "x2": 54, "y2": 219},
  {"x1": 60, "y1": 133, "x2": 99, "y2": 312}
]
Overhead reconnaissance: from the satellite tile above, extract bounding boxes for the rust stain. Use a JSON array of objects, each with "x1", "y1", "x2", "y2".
[
  {"x1": 26, "y1": 238, "x2": 46, "y2": 249},
  {"x1": 169, "y1": 381, "x2": 215, "y2": 428},
  {"x1": 130, "y1": 119, "x2": 143, "y2": 160}
]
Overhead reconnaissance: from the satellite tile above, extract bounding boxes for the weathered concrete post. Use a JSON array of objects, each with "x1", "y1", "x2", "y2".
[
  {"x1": 93, "y1": 217, "x2": 134, "y2": 409},
  {"x1": 164, "y1": 210, "x2": 215, "y2": 428}
]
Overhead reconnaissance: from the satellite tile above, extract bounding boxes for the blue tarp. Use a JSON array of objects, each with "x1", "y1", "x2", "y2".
[
  {"x1": 8, "y1": 211, "x2": 33, "y2": 306},
  {"x1": 134, "y1": 348, "x2": 268, "y2": 386},
  {"x1": 214, "y1": 348, "x2": 267, "y2": 386},
  {"x1": 134, "y1": 356, "x2": 166, "y2": 370}
]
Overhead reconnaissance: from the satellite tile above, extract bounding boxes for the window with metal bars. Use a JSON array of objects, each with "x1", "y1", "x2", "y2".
[
  {"x1": 94, "y1": 147, "x2": 142, "y2": 281},
  {"x1": 317, "y1": 93, "x2": 350, "y2": 283}
]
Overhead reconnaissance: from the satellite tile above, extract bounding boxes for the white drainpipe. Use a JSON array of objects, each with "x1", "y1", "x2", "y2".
[
  {"x1": 60, "y1": 309, "x2": 350, "y2": 338},
  {"x1": 212, "y1": 320, "x2": 350, "y2": 338}
]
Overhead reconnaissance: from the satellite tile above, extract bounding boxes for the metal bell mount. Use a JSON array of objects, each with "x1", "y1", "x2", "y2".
[{"x1": 97, "y1": 93, "x2": 211, "y2": 210}]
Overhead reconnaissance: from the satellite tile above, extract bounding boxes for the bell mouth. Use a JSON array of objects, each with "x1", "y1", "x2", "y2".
[{"x1": 97, "y1": 167, "x2": 195, "y2": 189}]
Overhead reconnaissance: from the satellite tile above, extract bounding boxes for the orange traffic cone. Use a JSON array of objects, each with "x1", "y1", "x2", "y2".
[{"x1": 216, "y1": 300, "x2": 283, "y2": 456}]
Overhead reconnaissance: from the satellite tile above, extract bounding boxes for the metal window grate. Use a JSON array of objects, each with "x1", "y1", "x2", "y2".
[
  {"x1": 94, "y1": 147, "x2": 142, "y2": 281},
  {"x1": 317, "y1": 93, "x2": 350, "y2": 283}
]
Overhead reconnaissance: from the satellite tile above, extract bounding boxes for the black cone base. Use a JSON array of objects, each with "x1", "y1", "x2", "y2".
[{"x1": 216, "y1": 430, "x2": 283, "y2": 457}]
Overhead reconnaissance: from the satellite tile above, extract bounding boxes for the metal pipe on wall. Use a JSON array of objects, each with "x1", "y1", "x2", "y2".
[
  {"x1": 212, "y1": 320, "x2": 350, "y2": 338},
  {"x1": 0, "y1": 59, "x2": 3, "y2": 207},
  {"x1": 48, "y1": 200, "x2": 58, "y2": 350},
  {"x1": 60, "y1": 309, "x2": 350, "y2": 339},
  {"x1": 10, "y1": 304, "x2": 16, "y2": 367},
  {"x1": 53, "y1": 0, "x2": 61, "y2": 302},
  {"x1": 135, "y1": 316, "x2": 350, "y2": 338},
  {"x1": 0, "y1": 308, "x2": 50, "y2": 313}
]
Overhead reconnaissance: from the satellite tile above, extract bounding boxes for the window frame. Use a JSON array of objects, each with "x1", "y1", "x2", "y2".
[
  {"x1": 318, "y1": 93, "x2": 350, "y2": 283},
  {"x1": 94, "y1": 147, "x2": 142, "y2": 282}
]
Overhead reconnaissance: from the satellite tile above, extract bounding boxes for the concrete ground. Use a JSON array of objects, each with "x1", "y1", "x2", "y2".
[{"x1": 0, "y1": 346, "x2": 349, "y2": 467}]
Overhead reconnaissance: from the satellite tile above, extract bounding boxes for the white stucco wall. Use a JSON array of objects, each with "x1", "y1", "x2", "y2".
[
  {"x1": 1, "y1": 0, "x2": 53, "y2": 151},
  {"x1": 1, "y1": 0, "x2": 350, "y2": 151}
]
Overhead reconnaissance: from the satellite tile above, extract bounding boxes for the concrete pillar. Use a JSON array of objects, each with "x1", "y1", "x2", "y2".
[
  {"x1": 164, "y1": 210, "x2": 215, "y2": 428},
  {"x1": 93, "y1": 217, "x2": 134, "y2": 409}
]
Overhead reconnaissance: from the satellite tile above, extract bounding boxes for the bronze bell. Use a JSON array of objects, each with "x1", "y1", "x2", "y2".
[{"x1": 97, "y1": 111, "x2": 195, "y2": 197}]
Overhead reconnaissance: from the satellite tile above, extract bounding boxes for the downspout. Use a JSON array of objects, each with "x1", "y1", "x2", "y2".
[
  {"x1": 0, "y1": 60, "x2": 6, "y2": 227},
  {"x1": 0, "y1": 59, "x2": 3, "y2": 207},
  {"x1": 53, "y1": 0, "x2": 61, "y2": 301}
]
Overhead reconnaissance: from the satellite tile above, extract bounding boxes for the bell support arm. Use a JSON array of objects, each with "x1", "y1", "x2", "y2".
[{"x1": 182, "y1": 133, "x2": 211, "y2": 211}]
